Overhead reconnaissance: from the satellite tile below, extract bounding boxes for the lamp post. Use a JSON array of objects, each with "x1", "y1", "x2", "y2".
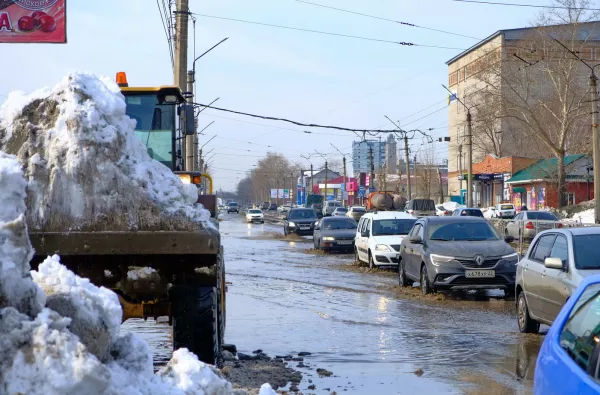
[{"x1": 330, "y1": 143, "x2": 347, "y2": 207}]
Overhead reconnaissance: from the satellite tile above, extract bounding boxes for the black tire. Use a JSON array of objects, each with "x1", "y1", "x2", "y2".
[
  {"x1": 420, "y1": 265, "x2": 432, "y2": 295},
  {"x1": 398, "y1": 261, "x2": 412, "y2": 287},
  {"x1": 517, "y1": 291, "x2": 539, "y2": 333},
  {"x1": 505, "y1": 287, "x2": 515, "y2": 299},
  {"x1": 368, "y1": 252, "x2": 375, "y2": 269},
  {"x1": 171, "y1": 285, "x2": 220, "y2": 365}
]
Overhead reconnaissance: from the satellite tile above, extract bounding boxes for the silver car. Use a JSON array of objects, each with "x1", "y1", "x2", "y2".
[
  {"x1": 504, "y1": 211, "x2": 562, "y2": 240},
  {"x1": 515, "y1": 227, "x2": 600, "y2": 333}
]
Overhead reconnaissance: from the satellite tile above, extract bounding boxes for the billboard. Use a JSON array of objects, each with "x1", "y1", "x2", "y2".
[
  {"x1": 270, "y1": 189, "x2": 291, "y2": 199},
  {"x1": 0, "y1": 0, "x2": 66, "y2": 43}
]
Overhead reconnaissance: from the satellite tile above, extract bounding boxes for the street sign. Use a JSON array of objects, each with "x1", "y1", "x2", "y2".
[{"x1": 358, "y1": 189, "x2": 365, "y2": 198}]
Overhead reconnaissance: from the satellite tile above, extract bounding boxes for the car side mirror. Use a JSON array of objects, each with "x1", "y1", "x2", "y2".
[
  {"x1": 409, "y1": 235, "x2": 423, "y2": 244},
  {"x1": 544, "y1": 257, "x2": 564, "y2": 270},
  {"x1": 504, "y1": 235, "x2": 515, "y2": 243}
]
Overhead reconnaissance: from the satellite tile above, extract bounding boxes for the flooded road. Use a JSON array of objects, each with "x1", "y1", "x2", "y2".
[{"x1": 123, "y1": 212, "x2": 544, "y2": 394}]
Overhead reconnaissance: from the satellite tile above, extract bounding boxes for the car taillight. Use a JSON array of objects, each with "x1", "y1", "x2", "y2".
[
  {"x1": 409, "y1": 210, "x2": 414, "y2": 214},
  {"x1": 557, "y1": 223, "x2": 563, "y2": 228},
  {"x1": 525, "y1": 222, "x2": 534, "y2": 229}
]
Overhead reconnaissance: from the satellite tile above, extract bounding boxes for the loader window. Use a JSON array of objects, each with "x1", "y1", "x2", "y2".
[{"x1": 125, "y1": 93, "x2": 175, "y2": 170}]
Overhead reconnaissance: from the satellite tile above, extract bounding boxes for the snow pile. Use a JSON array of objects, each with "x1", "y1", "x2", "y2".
[
  {"x1": 127, "y1": 266, "x2": 158, "y2": 281},
  {"x1": 0, "y1": 72, "x2": 212, "y2": 232},
  {"x1": 572, "y1": 209, "x2": 595, "y2": 224},
  {"x1": 441, "y1": 201, "x2": 460, "y2": 211},
  {"x1": 0, "y1": 153, "x2": 276, "y2": 395},
  {"x1": 483, "y1": 207, "x2": 496, "y2": 219}
]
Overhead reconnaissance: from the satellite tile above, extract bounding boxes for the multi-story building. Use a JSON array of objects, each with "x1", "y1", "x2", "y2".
[
  {"x1": 352, "y1": 140, "x2": 387, "y2": 174},
  {"x1": 385, "y1": 134, "x2": 397, "y2": 174}
]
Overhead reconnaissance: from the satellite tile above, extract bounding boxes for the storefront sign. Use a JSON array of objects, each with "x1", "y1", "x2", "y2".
[
  {"x1": 458, "y1": 173, "x2": 505, "y2": 181},
  {"x1": 0, "y1": 0, "x2": 66, "y2": 43}
]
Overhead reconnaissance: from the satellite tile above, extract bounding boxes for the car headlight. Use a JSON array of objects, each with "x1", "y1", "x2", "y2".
[
  {"x1": 323, "y1": 236, "x2": 335, "y2": 241},
  {"x1": 430, "y1": 254, "x2": 455, "y2": 266},
  {"x1": 502, "y1": 252, "x2": 519, "y2": 264},
  {"x1": 375, "y1": 244, "x2": 392, "y2": 252},
  {"x1": 288, "y1": 222, "x2": 296, "y2": 227}
]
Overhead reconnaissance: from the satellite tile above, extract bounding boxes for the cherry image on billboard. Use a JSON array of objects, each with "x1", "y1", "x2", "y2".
[
  {"x1": 17, "y1": 15, "x2": 33, "y2": 31},
  {"x1": 0, "y1": 0, "x2": 66, "y2": 43}
]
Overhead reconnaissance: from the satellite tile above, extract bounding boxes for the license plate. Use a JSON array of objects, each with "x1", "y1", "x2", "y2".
[
  {"x1": 299, "y1": 225, "x2": 310, "y2": 229},
  {"x1": 337, "y1": 240, "x2": 352, "y2": 245},
  {"x1": 465, "y1": 270, "x2": 495, "y2": 278}
]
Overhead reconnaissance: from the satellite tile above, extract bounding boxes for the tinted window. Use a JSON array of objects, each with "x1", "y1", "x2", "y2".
[
  {"x1": 550, "y1": 235, "x2": 569, "y2": 265},
  {"x1": 559, "y1": 283, "x2": 600, "y2": 377},
  {"x1": 428, "y1": 221, "x2": 499, "y2": 241},
  {"x1": 410, "y1": 199, "x2": 436, "y2": 211},
  {"x1": 532, "y1": 234, "x2": 556, "y2": 262},
  {"x1": 351, "y1": 207, "x2": 366, "y2": 213},
  {"x1": 229, "y1": 202, "x2": 238, "y2": 207},
  {"x1": 336, "y1": 208, "x2": 348, "y2": 212},
  {"x1": 322, "y1": 218, "x2": 357, "y2": 230},
  {"x1": 416, "y1": 224, "x2": 424, "y2": 239},
  {"x1": 288, "y1": 209, "x2": 317, "y2": 220},
  {"x1": 248, "y1": 210, "x2": 261, "y2": 214},
  {"x1": 372, "y1": 219, "x2": 417, "y2": 236},
  {"x1": 462, "y1": 209, "x2": 484, "y2": 217},
  {"x1": 527, "y1": 212, "x2": 558, "y2": 221},
  {"x1": 364, "y1": 219, "x2": 371, "y2": 234},
  {"x1": 573, "y1": 234, "x2": 600, "y2": 270},
  {"x1": 501, "y1": 205, "x2": 514, "y2": 210},
  {"x1": 410, "y1": 224, "x2": 422, "y2": 239}
]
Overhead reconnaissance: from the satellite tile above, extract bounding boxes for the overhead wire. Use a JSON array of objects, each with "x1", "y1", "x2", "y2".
[
  {"x1": 295, "y1": 0, "x2": 481, "y2": 40},
  {"x1": 191, "y1": 13, "x2": 466, "y2": 50},
  {"x1": 157, "y1": 0, "x2": 174, "y2": 68},
  {"x1": 452, "y1": 0, "x2": 600, "y2": 11}
]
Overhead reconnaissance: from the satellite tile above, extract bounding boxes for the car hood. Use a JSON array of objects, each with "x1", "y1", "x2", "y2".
[
  {"x1": 320, "y1": 229, "x2": 357, "y2": 238},
  {"x1": 289, "y1": 219, "x2": 317, "y2": 224},
  {"x1": 371, "y1": 235, "x2": 407, "y2": 245},
  {"x1": 427, "y1": 240, "x2": 514, "y2": 258}
]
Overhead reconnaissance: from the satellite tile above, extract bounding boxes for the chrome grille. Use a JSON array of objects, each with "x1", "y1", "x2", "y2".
[{"x1": 458, "y1": 259, "x2": 499, "y2": 269}]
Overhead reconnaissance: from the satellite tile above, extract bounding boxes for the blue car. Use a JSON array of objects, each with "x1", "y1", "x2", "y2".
[{"x1": 534, "y1": 274, "x2": 600, "y2": 394}]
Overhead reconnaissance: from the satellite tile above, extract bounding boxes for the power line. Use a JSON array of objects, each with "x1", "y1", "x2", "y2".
[
  {"x1": 156, "y1": 0, "x2": 174, "y2": 68},
  {"x1": 191, "y1": 13, "x2": 466, "y2": 50},
  {"x1": 295, "y1": 0, "x2": 481, "y2": 40},
  {"x1": 452, "y1": 0, "x2": 600, "y2": 10}
]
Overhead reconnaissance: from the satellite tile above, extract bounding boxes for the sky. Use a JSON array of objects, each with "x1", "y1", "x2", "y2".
[{"x1": 0, "y1": 0, "x2": 546, "y2": 191}]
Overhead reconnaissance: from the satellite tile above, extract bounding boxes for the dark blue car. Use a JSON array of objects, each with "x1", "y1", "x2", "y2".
[{"x1": 534, "y1": 274, "x2": 600, "y2": 395}]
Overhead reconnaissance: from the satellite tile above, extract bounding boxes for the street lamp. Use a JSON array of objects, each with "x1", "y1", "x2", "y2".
[
  {"x1": 314, "y1": 151, "x2": 328, "y2": 202},
  {"x1": 301, "y1": 154, "x2": 314, "y2": 196},
  {"x1": 330, "y1": 143, "x2": 348, "y2": 207},
  {"x1": 192, "y1": 38, "x2": 229, "y2": 82}
]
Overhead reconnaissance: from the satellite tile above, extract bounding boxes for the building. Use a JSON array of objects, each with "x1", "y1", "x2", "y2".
[
  {"x1": 352, "y1": 140, "x2": 386, "y2": 173},
  {"x1": 445, "y1": 21, "x2": 600, "y2": 198},
  {"x1": 302, "y1": 169, "x2": 341, "y2": 194},
  {"x1": 385, "y1": 134, "x2": 397, "y2": 174},
  {"x1": 506, "y1": 154, "x2": 593, "y2": 209}
]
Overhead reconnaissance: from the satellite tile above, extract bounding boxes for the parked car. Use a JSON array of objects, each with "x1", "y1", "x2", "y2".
[
  {"x1": 268, "y1": 203, "x2": 277, "y2": 211},
  {"x1": 452, "y1": 208, "x2": 484, "y2": 217},
  {"x1": 515, "y1": 227, "x2": 600, "y2": 334},
  {"x1": 405, "y1": 199, "x2": 436, "y2": 217},
  {"x1": 261, "y1": 202, "x2": 270, "y2": 210},
  {"x1": 355, "y1": 212, "x2": 417, "y2": 269},
  {"x1": 347, "y1": 206, "x2": 367, "y2": 221},
  {"x1": 494, "y1": 203, "x2": 516, "y2": 219},
  {"x1": 245, "y1": 209, "x2": 264, "y2": 223},
  {"x1": 399, "y1": 216, "x2": 518, "y2": 295},
  {"x1": 313, "y1": 217, "x2": 357, "y2": 252},
  {"x1": 284, "y1": 208, "x2": 318, "y2": 236},
  {"x1": 310, "y1": 203, "x2": 323, "y2": 218},
  {"x1": 323, "y1": 201, "x2": 342, "y2": 217},
  {"x1": 534, "y1": 274, "x2": 600, "y2": 395},
  {"x1": 505, "y1": 211, "x2": 562, "y2": 240},
  {"x1": 435, "y1": 204, "x2": 454, "y2": 216},
  {"x1": 227, "y1": 202, "x2": 239, "y2": 213},
  {"x1": 332, "y1": 207, "x2": 348, "y2": 217}
]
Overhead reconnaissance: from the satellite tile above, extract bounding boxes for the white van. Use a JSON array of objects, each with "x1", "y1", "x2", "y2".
[
  {"x1": 323, "y1": 201, "x2": 342, "y2": 216},
  {"x1": 355, "y1": 212, "x2": 417, "y2": 268}
]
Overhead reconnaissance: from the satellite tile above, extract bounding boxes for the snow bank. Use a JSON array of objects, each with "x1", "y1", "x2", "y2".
[
  {"x1": 0, "y1": 72, "x2": 212, "y2": 232},
  {"x1": 0, "y1": 152, "x2": 276, "y2": 395},
  {"x1": 441, "y1": 201, "x2": 460, "y2": 211},
  {"x1": 573, "y1": 209, "x2": 595, "y2": 224}
]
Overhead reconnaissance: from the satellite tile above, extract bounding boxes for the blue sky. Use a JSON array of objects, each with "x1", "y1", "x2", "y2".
[{"x1": 0, "y1": 0, "x2": 543, "y2": 190}]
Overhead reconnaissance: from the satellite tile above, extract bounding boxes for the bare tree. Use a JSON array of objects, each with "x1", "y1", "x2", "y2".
[{"x1": 236, "y1": 152, "x2": 297, "y2": 204}]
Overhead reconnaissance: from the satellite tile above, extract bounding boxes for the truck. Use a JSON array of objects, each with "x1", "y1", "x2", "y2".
[
  {"x1": 306, "y1": 194, "x2": 323, "y2": 207},
  {"x1": 366, "y1": 191, "x2": 407, "y2": 211},
  {"x1": 27, "y1": 73, "x2": 226, "y2": 366}
]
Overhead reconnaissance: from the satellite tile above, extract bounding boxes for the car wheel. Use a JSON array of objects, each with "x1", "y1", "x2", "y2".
[
  {"x1": 398, "y1": 261, "x2": 412, "y2": 287},
  {"x1": 420, "y1": 265, "x2": 433, "y2": 295},
  {"x1": 368, "y1": 252, "x2": 375, "y2": 269},
  {"x1": 504, "y1": 288, "x2": 515, "y2": 299},
  {"x1": 517, "y1": 292, "x2": 539, "y2": 333}
]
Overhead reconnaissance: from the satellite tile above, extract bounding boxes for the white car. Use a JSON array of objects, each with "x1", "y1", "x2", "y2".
[
  {"x1": 355, "y1": 212, "x2": 417, "y2": 269},
  {"x1": 246, "y1": 209, "x2": 265, "y2": 223},
  {"x1": 494, "y1": 203, "x2": 516, "y2": 219},
  {"x1": 435, "y1": 204, "x2": 453, "y2": 216}
]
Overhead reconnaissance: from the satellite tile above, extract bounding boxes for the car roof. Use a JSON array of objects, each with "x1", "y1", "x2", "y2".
[
  {"x1": 423, "y1": 216, "x2": 487, "y2": 223},
  {"x1": 539, "y1": 227, "x2": 600, "y2": 236},
  {"x1": 362, "y1": 211, "x2": 416, "y2": 220},
  {"x1": 457, "y1": 207, "x2": 482, "y2": 211},
  {"x1": 322, "y1": 216, "x2": 354, "y2": 221}
]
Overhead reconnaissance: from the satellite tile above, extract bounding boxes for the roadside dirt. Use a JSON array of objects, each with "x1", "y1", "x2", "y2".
[{"x1": 244, "y1": 231, "x2": 305, "y2": 242}]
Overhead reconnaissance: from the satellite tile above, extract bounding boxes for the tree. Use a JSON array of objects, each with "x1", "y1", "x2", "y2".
[{"x1": 236, "y1": 152, "x2": 297, "y2": 204}]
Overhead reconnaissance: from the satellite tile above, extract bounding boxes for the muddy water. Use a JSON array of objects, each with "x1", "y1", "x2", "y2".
[{"x1": 124, "y1": 212, "x2": 543, "y2": 394}]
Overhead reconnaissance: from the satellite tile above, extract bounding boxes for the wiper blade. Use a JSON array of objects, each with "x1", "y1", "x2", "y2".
[{"x1": 430, "y1": 237, "x2": 450, "y2": 241}]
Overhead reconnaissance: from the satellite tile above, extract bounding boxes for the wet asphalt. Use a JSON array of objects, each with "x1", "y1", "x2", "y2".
[{"x1": 123, "y1": 212, "x2": 544, "y2": 395}]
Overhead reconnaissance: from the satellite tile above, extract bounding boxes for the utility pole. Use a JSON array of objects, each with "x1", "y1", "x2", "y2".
[
  {"x1": 324, "y1": 161, "x2": 328, "y2": 202},
  {"x1": 466, "y1": 110, "x2": 474, "y2": 208},
  {"x1": 291, "y1": 171, "x2": 294, "y2": 205},
  {"x1": 437, "y1": 167, "x2": 445, "y2": 204},
  {"x1": 342, "y1": 156, "x2": 347, "y2": 207},
  {"x1": 395, "y1": 157, "x2": 402, "y2": 194},
  {"x1": 310, "y1": 164, "x2": 314, "y2": 195},
  {"x1": 458, "y1": 145, "x2": 463, "y2": 191},
  {"x1": 404, "y1": 136, "x2": 411, "y2": 200},
  {"x1": 414, "y1": 155, "x2": 418, "y2": 198},
  {"x1": 369, "y1": 143, "x2": 375, "y2": 192},
  {"x1": 174, "y1": 0, "x2": 190, "y2": 169},
  {"x1": 591, "y1": 74, "x2": 600, "y2": 223},
  {"x1": 186, "y1": 70, "x2": 195, "y2": 171}
]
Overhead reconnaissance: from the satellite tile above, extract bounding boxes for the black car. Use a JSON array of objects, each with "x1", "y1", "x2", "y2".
[
  {"x1": 452, "y1": 208, "x2": 484, "y2": 217},
  {"x1": 284, "y1": 208, "x2": 318, "y2": 236},
  {"x1": 313, "y1": 217, "x2": 357, "y2": 252},
  {"x1": 269, "y1": 203, "x2": 277, "y2": 211},
  {"x1": 227, "y1": 202, "x2": 239, "y2": 213},
  {"x1": 399, "y1": 217, "x2": 518, "y2": 296}
]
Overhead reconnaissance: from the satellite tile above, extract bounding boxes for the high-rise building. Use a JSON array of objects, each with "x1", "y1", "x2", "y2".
[
  {"x1": 352, "y1": 140, "x2": 386, "y2": 174},
  {"x1": 385, "y1": 134, "x2": 397, "y2": 174}
]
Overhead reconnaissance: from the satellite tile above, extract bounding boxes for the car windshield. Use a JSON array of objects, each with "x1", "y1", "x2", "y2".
[
  {"x1": 428, "y1": 221, "x2": 500, "y2": 241},
  {"x1": 527, "y1": 212, "x2": 558, "y2": 220},
  {"x1": 500, "y1": 205, "x2": 514, "y2": 210},
  {"x1": 229, "y1": 203, "x2": 238, "y2": 207},
  {"x1": 335, "y1": 208, "x2": 348, "y2": 212},
  {"x1": 323, "y1": 219, "x2": 357, "y2": 230},
  {"x1": 352, "y1": 207, "x2": 366, "y2": 212},
  {"x1": 372, "y1": 219, "x2": 417, "y2": 236},
  {"x1": 288, "y1": 209, "x2": 317, "y2": 220},
  {"x1": 410, "y1": 199, "x2": 435, "y2": 211},
  {"x1": 248, "y1": 210, "x2": 261, "y2": 214},
  {"x1": 461, "y1": 209, "x2": 483, "y2": 217},
  {"x1": 573, "y1": 234, "x2": 600, "y2": 269}
]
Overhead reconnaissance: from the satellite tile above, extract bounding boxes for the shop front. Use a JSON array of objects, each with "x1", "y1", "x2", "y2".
[{"x1": 458, "y1": 173, "x2": 507, "y2": 207}]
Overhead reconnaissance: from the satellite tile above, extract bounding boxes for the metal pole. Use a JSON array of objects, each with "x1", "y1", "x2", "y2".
[
  {"x1": 186, "y1": 70, "x2": 195, "y2": 171},
  {"x1": 467, "y1": 110, "x2": 474, "y2": 208},
  {"x1": 438, "y1": 167, "x2": 445, "y2": 204},
  {"x1": 343, "y1": 156, "x2": 347, "y2": 207},
  {"x1": 310, "y1": 164, "x2": 314, "y2": 196},
  {"x1": 414, "y1": 155, "x2": 418, "y2": 198},
  {"x1": 369, "y1": 144, "x2": 375, "y2": 192},
  {"x1": 174, "y1": 0, "x2": 189, "y2": 170},
  {"x1": 592, "y1": 74, "x2": 600, "y2": 223},
  {"x1": 458, "y1": 145, "x2": 463, "y2": 191},
  {"x1": 404, "y1": 136, "x2": 411, "y2": 200},
  {"x1": 291, "y1": 172, "x2": 294, "y2": 205},
  {"x1": 324, "y1": 161, "x2": 328, "y2": 202}
]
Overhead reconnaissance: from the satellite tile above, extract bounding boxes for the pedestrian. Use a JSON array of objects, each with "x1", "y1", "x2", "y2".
[{"x1": 521, "y1": 205, "x2": 528, "y2": 211}]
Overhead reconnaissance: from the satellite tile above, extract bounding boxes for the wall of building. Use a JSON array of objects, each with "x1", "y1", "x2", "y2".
[{"x1": 352, "y1": 140, "x2": 387, "y2": 173}]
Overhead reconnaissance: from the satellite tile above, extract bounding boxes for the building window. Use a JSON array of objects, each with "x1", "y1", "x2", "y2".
[
  {"x1": 567, "y1": 192, "x2": 575, "y2": 206},
  {"x1": 463, "y1": 66, "x2": 468, "y2": 80}
]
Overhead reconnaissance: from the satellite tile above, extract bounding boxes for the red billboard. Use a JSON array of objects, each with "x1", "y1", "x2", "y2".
[{"x1": 0, "y1": 0, "x2": 66, "y2": 43}]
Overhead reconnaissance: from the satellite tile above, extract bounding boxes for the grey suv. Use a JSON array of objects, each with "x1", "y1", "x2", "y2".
[
  {"x1": 515, "y1": 228, "x2": 600, "y2": 333},
  {"x1": 399, "y1": 217, "x2": 518, "y2": 295}
]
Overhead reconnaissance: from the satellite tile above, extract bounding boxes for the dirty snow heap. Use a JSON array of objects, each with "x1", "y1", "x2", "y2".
[{"x1": 0, "y1": 72, "x2": 211, "y2": 231}]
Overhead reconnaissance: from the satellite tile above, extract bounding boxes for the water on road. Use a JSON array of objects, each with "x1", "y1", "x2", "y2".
[{"x1": 123, "y1": 213, "x2": 543, "y2": 394}]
